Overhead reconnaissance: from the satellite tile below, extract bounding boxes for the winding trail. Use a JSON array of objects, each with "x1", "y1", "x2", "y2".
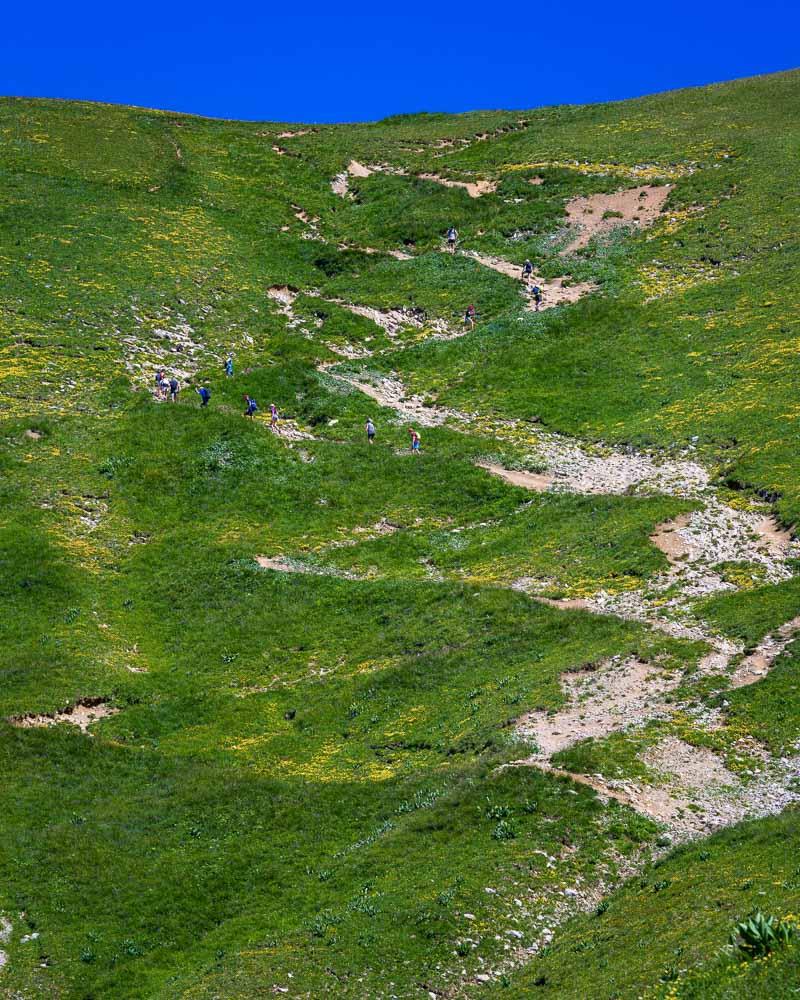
[{"x1": 317, "y1": 364, "x2": 800, "y2": 841}]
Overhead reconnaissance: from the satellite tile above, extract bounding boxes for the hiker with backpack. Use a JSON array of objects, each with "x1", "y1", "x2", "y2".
[
  {"x1": 154, "y1": 369, "x2": 164, "y2": 399},
  {"x1": 225, "y1": 355, "x2": 234, "y2": 377},
  {"x1": 408, "y1": 426, "x2": 421, "y2": 454},
  {"x1": 522, "y1": 259, "x2": 533, "y2": 284},
  {"x1": 365, "y1": 418, "x2": 376, "y2": 445},
  {"x1": 446, "y1": 226, "x2": 458, "y2": 253},
  {"x1": 270, "y1": 402, "x2": 279, "y2": 432},
  {"x1": 464, "y1": 304, "x2": 476, "y2": 330},
  {"x1": 531, "y1": 284, "x2": 543, "y2": 311},
  {"x1": 169, "y1": 376, "x2": 179, "y2": 402},
  {"x1": 196, "y1": 386, "x2": 211, "y2": 407},
  {"x1": 243, "y1": 394, "x2": 258, "y2": 417}
]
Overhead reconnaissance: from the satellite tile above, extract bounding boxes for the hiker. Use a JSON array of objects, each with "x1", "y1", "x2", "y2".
[
  {"x1": 531, "y1": 284, "x2": 543, "y2": 311},
  {"x1": 522, "y1": 259, "x2": 533, "y2": 283},
  {"x1": 270, "y1": 402, "x2": 279, "y2": 431},
  {"x1": 365, "y1": 418, "x2": 376, "y2": 444},
  {"x1": 225, "y1": 355, "x2": 234, "y2": 377},
  {"x1": 154, "y1": 369, "x2": 164, "y2": 398},
  {"x1": 159, "y1": 375, "x2": 170, "y2": 399},
  {"x1": 446, "y1": 226, "x2": 458, "y2": 252},
  {"x1": 464, "y1": 304, "x2": 476, "y2": 330},
  {"x1": 408, "y1": 426, "x2": 421, "y2": 454},
  {"x1": 243, "y1": 393, "x2": 258, "y2": 417},
  {"x1": 196, "y1": 386, "x2": 211, "y2": 407},
  {"x1": 169, "y1": 376, "x2": 179, "y2": 402}
]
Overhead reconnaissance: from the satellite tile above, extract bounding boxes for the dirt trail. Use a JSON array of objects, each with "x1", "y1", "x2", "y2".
[
  {"x1": 322, "y1": 365, "x2": 800, "y2": 841},
  {"x1": 730, "y1": 616, "x2": 800, "y2": 687},
  {"x1": 463, "y1": 251, "x2": 598, "y2": 312},
  {"x1": 478, "y1": 462, "x2": 553, "y2": 492},
  {"x1": 561, "y1": 184, "x2": 672, "y2": 254}
]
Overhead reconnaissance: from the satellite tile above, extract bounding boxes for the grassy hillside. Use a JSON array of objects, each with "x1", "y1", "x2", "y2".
[{"x1": 2, "y1": 71, "x2": 800, "y2": 998}]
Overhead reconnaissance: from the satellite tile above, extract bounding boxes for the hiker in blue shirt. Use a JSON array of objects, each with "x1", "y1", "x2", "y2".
[
  {"x1": 243, "y1": 394, "x2": 258, "y2": 417},
  {"x1": 225, "y1": 355, "x2": 234, "y2": 377},
  {"x1": 196, "y1": 386, "x2": 211, "y2": 407}
]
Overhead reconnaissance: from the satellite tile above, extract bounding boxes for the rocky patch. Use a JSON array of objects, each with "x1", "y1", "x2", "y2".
[{"x1": 9, "y1": 698, "x2": 119, "y2": 733}]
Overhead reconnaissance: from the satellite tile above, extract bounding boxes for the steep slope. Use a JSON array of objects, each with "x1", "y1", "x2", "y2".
[{"x1": 1, "y1": 72, "x2": 799, "y2": 999}]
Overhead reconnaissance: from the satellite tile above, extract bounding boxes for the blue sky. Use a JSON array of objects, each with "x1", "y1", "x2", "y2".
[{"x1": 3, "y1": 2, "x2": 797, "y2": 122}]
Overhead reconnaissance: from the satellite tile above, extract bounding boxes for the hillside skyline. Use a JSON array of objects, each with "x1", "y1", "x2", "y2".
[{"x1": 2, "y1": 2, "x2": 798, "y2": 121}]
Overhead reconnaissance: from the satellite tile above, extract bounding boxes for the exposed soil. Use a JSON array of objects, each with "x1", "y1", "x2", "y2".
[
  {"x1": 266, "y1": 285, "x2": 298, "y2": 316},
  {"x1": 464, "y1": 251, "x2": 599, "y2": 311},
  {"x1": 730, "y1": 616, "x2": 800, "y2": 687},
  {"x1": 9, "y1": 698, "x2": 119, "y2": 733},
  {"x1": 478, "y1": 462, "x2": 553, "y2": 492},
  {"x1": 0, "y1": 913, "x2": 10, "y2": 971},
  {"x1": 347, "y1": 159, "x2": 373, "y2": 178},
  {"x1": 650, "y1": 512, "x2": 694, "y2": 562},
  {"x1": 418, "y1": 173, "x2": 497, "y2": 198},
  {"x1": 516, "y1": 657, "x2": 675, "y2": 759},
  {"x1": 561, "y1": 184, "x2": 672, "y2": 254}
]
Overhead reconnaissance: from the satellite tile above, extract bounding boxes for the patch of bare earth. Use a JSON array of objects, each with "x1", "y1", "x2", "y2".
[
  {"x1": 594, "y1": 737, "x2": 800, "y2": 841},
  {"x1": 321, "y1": 372, "x2": 446, "y2": 428},
  {"x1": 516, "y1": 657, "x2": 679, "y2": 760},
  {"x1": 561, "y1": 184, "x2": 672, "y2": 254},
  {"x1": 331, "y1": 160, "x2": 374, "y2": 197},
  {"x1": 0, "y1": 914, "x2": 11, "y2": 970},
  {"x1": 418, "y1": 173, "x2": 497, "y2": 198},
  {"x1": 650, "y1": 512, "x2": 694, "y2": 561},
  {"x1": 322, "y1": 299, "x2": 457, "y2": 342},
  {"x1": 9, "y1": 698, "x2": 119, "y2": 733},
  {"x1": 478, "y1": 462, "x2": 553, "y2": 492},
  {"x1": 266, "y1": 285, "x2": 298, "y2": 318},
  {"x1": 730, "y1": 616, "x2": 800, "y2": 688},
  {"x1": 457, "y1": 251, "x2": 598, "y2": 311},
  {"x1": 254, "y1": 556, "x2": 360, "y2": 580}
]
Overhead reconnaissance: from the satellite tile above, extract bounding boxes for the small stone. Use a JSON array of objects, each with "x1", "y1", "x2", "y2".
[
  {"x1": 463, "y1": 912, "x2": 476, "y2": 920},
  {"x1": 506, "y1": 929, "x2": 524, "y2": 939},
  {"x1": 475, "y1": 973, "x2": 491, "y2": 983}
]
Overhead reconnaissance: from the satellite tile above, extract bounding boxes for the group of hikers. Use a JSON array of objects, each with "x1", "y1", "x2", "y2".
[
  {"x1": 153, "y1": 359, "x2": 422, "y2": 453},
  {"x1": 154, "y1": 354, "x2": 279, "y2": 430},
  {"x1": 152, "y1": 226, "x2": 542, "y2": 451},
  {"x1": 448, "y1": 227, "x2": 544, "y2": 319}
]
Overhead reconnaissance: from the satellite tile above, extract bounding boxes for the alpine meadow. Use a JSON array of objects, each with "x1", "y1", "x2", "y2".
[{"x1": 3, "y1": 69, "x2": 800, "y2": 998}]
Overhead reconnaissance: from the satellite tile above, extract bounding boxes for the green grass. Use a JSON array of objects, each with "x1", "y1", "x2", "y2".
[
  {"x1": 695, "y1": 577, "x2": 800, "y2": 648},
  {"x1": 2, "y1": 71, "x2": 800, "y2": 998}
]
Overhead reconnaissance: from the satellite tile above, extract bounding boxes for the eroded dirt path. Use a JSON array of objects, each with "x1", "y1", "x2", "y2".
[
  {"x1": 319, "y1": 366, "x2": 800, "y2": 842},
  {"x1": 462, "y1": 251, "x2": 598, "y2": 311}
]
